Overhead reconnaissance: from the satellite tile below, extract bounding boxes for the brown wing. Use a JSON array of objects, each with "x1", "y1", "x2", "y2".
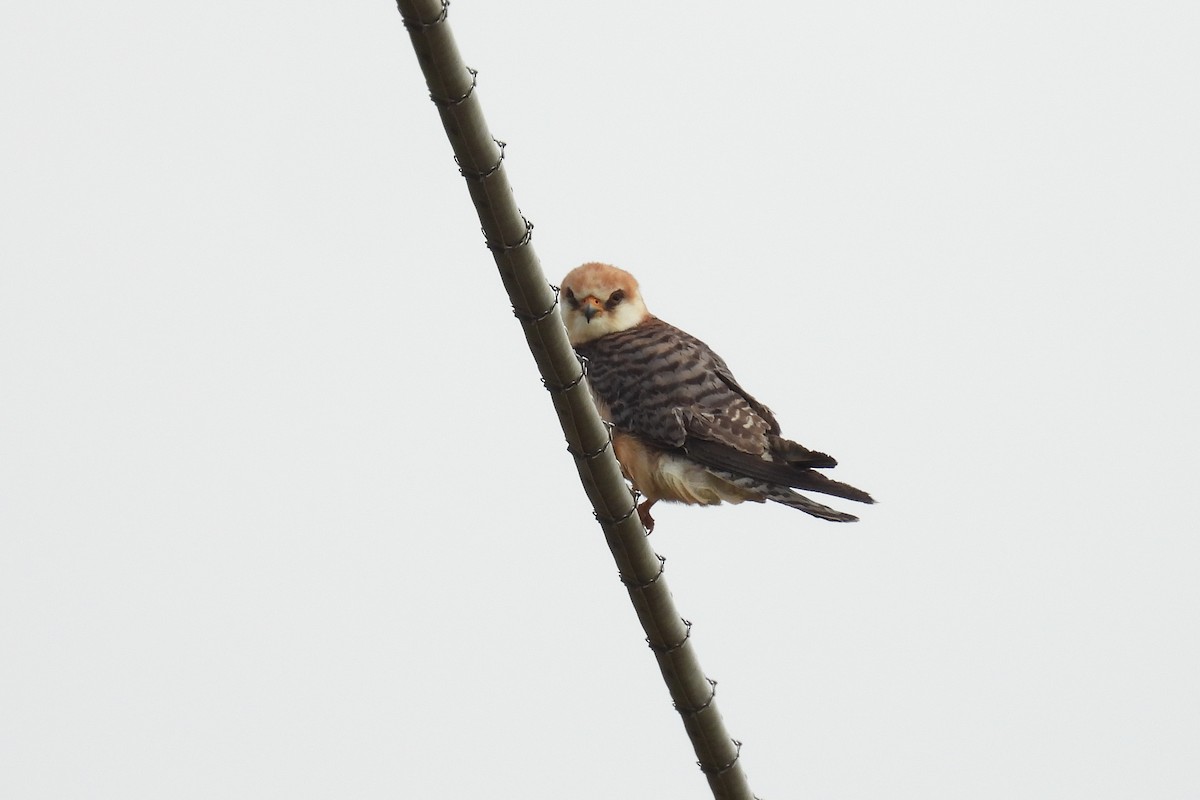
[
  {"x1": 577, "y1": 317, "x2": 777, "y2": 454},
  {"x1": 577, "y1": 317, "x2": 873, "y2": 505}
]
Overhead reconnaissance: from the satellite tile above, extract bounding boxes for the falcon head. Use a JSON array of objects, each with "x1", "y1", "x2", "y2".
[{"x1": 560, "y1": 262, "x2": 651, "y2": 345}]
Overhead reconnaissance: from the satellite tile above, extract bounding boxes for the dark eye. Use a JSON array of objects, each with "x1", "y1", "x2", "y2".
[
  {"x1": 563, "y1": 288, "x2": 580, "y2": 309},
  {"x1": 605, "y1": 289, "x2": 625, "y2": 309}
]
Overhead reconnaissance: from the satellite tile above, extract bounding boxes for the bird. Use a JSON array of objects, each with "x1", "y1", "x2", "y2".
[{"x1": 559, "y1": 261, "x2": 873, "y2": 532}]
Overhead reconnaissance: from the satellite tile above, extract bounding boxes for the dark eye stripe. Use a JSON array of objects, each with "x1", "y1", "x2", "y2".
[{"x1": 605, "y1": 290, "x2": 625, "y2": 309}]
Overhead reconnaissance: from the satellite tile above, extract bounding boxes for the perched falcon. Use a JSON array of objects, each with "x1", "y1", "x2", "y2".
[{"x1": 560, "y1": 262, "x2": 873, "y2": 532}]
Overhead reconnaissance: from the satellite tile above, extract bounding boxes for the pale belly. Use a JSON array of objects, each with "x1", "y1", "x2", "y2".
[
  {"x1": 612, "y1": 431, "x2": 763, "y2": 507},
  {"x1": 590, "y1": 393, "x2": 763, "y2": 507}
]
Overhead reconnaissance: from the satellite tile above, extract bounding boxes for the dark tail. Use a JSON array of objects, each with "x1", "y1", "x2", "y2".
[
  {"x1": 764, "y1": 486, "x2": 861, "y2": 522},
  {"x1": 686, "y1": 437, "x2": 875, "y2": 505},
  {"x1": 788, "y1": 469, "x2": 875, "y2": 505}
]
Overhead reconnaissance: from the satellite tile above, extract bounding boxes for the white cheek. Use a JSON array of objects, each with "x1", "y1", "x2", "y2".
[
  {"x1": 563, "y1": 299, "x2": 649, "y2": 344},
  {"x1": 610, "y1": 304, "x2": 642, "y2": 330},
  {"x1": 607, "y1": 299, "x2": 650, "y2": 332},
  {"x1": 564, "y1": 312, "x2": 599, "y2": 344}
]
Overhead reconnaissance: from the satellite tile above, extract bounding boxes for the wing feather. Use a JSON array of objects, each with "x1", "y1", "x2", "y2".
[
  {"x1": 578, "y1": 317, "x2": 774, "y2": 454},
  {"x1": 576, "y1": 317, "x2": 873, "y2": 506}
]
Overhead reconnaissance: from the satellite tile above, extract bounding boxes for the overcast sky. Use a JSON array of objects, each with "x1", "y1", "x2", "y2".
[{"x1": 3, "y1": 2, "x2": 1198, "y2": 798}]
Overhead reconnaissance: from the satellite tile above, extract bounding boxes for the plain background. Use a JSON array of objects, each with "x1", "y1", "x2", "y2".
[{"x1": 2, "y1": 2, "x2": 1198, "y2": 798}]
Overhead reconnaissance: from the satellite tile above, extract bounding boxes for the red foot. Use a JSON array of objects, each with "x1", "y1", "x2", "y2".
[{"x1": 637, "y1": 499, "x2": 657, "y2": 533}]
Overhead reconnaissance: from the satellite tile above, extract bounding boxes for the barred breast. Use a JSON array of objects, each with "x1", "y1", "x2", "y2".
[{"x1": 574, "y1": 317, "x2": 773, "y2": 455}]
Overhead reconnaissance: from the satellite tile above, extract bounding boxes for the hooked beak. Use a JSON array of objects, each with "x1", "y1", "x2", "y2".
[{"x1": 581, "y1": 297, "x2": 603, "y2": 322}]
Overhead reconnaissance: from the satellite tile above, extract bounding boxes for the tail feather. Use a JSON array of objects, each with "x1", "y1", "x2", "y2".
[
  {"x1": 788, "y1": 469, "x2": 875, "y2": 505},
  {"x1": 765, "y1": 486, "x2": 860, "y2": 522},
  {"x1": 686, "y1": 437, "x2": 874, "y2": 505},
  {"x1": 711, "y1": 469, "x2": 864, "y2": 523}
]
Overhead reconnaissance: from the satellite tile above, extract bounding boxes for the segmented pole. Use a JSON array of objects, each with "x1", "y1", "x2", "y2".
[{"x1": 394, "y1": 3, "x2": 757, "y2": 797}]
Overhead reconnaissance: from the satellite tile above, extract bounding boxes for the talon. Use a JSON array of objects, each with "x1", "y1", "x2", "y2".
[{"x1": 637, "y1": 498, "x2": 657, "y2": 533}]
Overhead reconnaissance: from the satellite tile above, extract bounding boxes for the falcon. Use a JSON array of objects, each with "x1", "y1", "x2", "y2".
[{"x1": 560, "y1": 261, "x2": 873, "y2": 532}]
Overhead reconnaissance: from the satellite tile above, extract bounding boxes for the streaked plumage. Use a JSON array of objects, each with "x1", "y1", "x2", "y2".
[{"x1": 561, "y1": 262, "x2": 873, "y2": 531}]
